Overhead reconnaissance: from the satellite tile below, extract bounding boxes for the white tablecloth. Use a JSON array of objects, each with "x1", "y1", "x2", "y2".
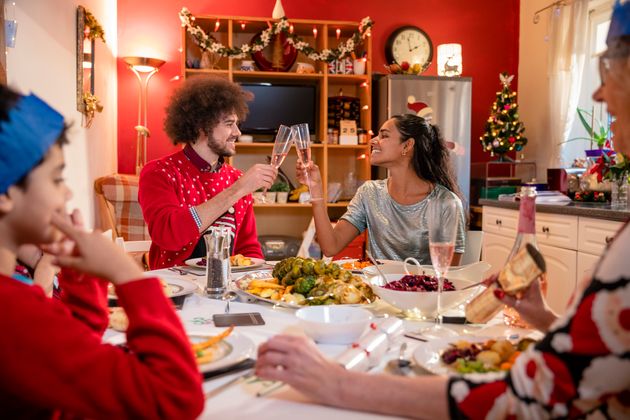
[{"x1": 105, "y1": 268, "x2": 532, "y2": 420}]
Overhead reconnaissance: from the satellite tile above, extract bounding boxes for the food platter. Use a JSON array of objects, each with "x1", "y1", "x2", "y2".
[
  {"x1": 231, "y1": 270, "x2": 376, "y2": 309},
  {"x1": 190, "y1": 331, "x2": 256, "y2": 373},
  {"x1": 185, "y1": 257, "x2": 266, "y2": 273}
]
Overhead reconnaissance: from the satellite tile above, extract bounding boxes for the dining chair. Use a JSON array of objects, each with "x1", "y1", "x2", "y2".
[
  {"x1": 460, "y1": 230, "x2": 483, "y2": 266},
  {"x1": 94, "y1": 174, "x2": 149, "y2": 241}
]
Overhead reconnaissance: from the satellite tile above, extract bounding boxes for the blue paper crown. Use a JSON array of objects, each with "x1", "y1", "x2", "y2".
[
  {"x1": 0, "y1": 94, "x2": 64, "y2": 193},
  {"x1": 607, "y1": 0, "x2": 630, "y2": 44}
]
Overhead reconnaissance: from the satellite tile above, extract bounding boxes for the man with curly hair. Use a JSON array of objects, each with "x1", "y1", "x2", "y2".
[{"x1": 139, "y1": 77, "x2": 277, "y2": 269}]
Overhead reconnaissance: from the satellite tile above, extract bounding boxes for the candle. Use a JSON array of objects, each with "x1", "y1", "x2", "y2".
[
  {"x1": 313, "y1": 27, "x2": 318, "y2": 38},
  {"x1": 336, "y1": 28, "x2": 341, "y2": 39},
  {"x1": 214, "y1": 20, "x2": 220, "y2": 32}
]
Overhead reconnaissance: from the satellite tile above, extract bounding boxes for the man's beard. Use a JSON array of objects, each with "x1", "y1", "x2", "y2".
[{"x1": 207, "y1": 135, "x2": 236, "y2": 157}]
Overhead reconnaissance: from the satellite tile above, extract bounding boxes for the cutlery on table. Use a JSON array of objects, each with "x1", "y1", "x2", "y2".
[
  {"x1": 204, "y1": 369, "x2": 255, "y2": 400},
  {"x1": 256, "y1": 381, "x2": 285, "y2": 397},
  {"x1": 168, "y1": 267, "x2": 204, "y2": 276}
]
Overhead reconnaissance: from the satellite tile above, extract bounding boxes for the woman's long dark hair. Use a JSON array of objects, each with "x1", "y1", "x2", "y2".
[{"x1": 392, "y1": 114, "x2": 460, "y2": 197}]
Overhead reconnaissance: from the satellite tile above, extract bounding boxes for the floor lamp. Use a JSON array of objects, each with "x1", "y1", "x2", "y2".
[{"x1": 123, "y1": 56, "x2": 165, "y2": 174}]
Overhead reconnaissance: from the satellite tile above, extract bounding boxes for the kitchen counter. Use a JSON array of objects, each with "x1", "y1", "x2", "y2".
[{"x1": 479, "y1": 198, "x2": 630, "y2": 222}]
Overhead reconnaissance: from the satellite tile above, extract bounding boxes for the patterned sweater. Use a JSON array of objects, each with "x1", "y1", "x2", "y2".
[
  {"x1": 139, "y1": 147, "x2": 263, "y2": 269},
  {"x1": 448, "y1": 221, "x2": 630, "y2": 419}
]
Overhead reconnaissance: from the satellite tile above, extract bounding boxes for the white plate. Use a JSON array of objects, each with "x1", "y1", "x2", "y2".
[
  {"x1": 108, "y1": 274, "x2": 198, "y2": 300},
  {"x1": 232, "y1": 270, "x2": 376, "y2": 309},
  {"x1": 412, "y1": 335, "x2": 493, "y2": 376},
  {"x1": 190, "y1": 331, "x2": 256, "y2": 373},
  {"x1": 185, "y1": 257, "x2": 265, "y2": 272}
]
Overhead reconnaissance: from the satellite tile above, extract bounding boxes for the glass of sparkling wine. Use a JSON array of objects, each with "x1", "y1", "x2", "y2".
[
  {"x1": 261, "y1": 125, "x2": 293, "y2": 203},
  {"x1": 428, "y1": 197, "x2": 459, "y2": 327},
  {"x1": 292, "y1": 123, "x2": 312, "y2": 199}
]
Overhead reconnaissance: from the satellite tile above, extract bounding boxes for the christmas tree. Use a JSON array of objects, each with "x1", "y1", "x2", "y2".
[{"x1": 480, "y1": 73, "x2": 527, "y2": 160}]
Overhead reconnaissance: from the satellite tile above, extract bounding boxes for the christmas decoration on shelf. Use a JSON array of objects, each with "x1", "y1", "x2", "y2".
[
  {"x1": 479, "y1": 73, "x2": 527, "y2": 161},
  {"x1": 178, "y1": 7, "x2": 373, "y2": 62}
]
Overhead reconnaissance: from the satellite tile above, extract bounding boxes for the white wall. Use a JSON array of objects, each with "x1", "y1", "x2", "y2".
[
  {"x1": 6, "y1": 0, "x2": 117, "y2": 229},
  {"x1": 518, "y1": 0, "x2": 552, "y2": 182}
]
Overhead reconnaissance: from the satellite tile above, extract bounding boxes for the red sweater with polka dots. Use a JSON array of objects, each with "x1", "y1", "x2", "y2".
[{"x1": 139, "y1": 148, "x2": 263, "y2": 269}]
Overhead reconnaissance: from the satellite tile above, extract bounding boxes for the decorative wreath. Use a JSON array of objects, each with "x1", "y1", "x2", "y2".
[{"x1": 178, "y1": 7, "x2": 373, "y2": 62}]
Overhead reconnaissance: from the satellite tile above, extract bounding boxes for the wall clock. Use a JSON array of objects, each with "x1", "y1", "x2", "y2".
[{"x1": 385, "y1": 26, "x2": 433, "y2": 73}]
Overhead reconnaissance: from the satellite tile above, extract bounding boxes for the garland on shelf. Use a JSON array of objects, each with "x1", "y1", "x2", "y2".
[{"x1": 178, "y1": 7, "x2": 373, "y2": 62}]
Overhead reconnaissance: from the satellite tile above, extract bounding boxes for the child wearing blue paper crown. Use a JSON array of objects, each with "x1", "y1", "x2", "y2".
[
  {"x1": 256, "y1": 2, "x2": 630, "y2": 418},
  {"x1": 0, "y1": 86, "x2": 203, "y2": 418}
]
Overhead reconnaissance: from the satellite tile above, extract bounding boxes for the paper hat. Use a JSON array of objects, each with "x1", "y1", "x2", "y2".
[
  {"x1": 607, "y1": 0, "x2": 630, "y2": 45},
  {"x1": 0, "y1": 94, "x2": 65, "y2": 193}
]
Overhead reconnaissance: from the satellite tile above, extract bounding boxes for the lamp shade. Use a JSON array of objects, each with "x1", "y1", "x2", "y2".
[
  {"x1": 123, "y1": 56, "x2": 165, "y2": 73},
  {"x1": 437, "y1": 43, "x2": 462, "y2": 77}
]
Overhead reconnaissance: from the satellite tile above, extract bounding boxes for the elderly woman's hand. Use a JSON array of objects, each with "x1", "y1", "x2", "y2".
[
  {"x1": 491, "y1": 275, "x2": 557, "y2": 332},
  {"x1": 256, "y1": 335, "x2": 346, "y2": 405}
]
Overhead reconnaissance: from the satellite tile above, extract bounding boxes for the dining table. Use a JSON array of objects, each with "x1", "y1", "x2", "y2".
[{"x1": 103, "y1": 267, "x2": 536, "y2": 420}]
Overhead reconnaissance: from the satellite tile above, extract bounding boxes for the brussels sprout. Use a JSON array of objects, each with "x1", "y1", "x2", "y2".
[
  {"x1": 303, "y1": 260, "x2": 315, "y2": 275},
  {"x1": 314, "y1": 261, "x2": 326, "y2": 275},
  {"x1": 294, "y1": 275, "x2": 317, "y2": 295},
  {"x1": 282, "y1": 272, "x2": 296, "y2": 286}
]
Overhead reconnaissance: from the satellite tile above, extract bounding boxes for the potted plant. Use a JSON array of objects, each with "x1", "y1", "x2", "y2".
[
  {"x1": 270, "y1": 181, "x2": 290, "y2": 203},
  {"x1": 252, "y1": 188, "x2": 265, "y2": 204},
  {"x1": 570, "y1": 107, "x2": 612, "y2": 157}
]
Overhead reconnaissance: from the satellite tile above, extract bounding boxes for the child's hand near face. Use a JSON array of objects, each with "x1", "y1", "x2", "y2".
[{"x1": 43, "y1": 211, "x2": 144, "y2": 285}]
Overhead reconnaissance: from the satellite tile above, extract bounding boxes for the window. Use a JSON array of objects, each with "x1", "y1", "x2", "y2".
[{"x1": 562, "y1": 0, "x2": 612, "y2": 165}]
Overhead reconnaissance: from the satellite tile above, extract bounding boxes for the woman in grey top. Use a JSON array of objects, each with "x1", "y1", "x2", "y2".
[{"x1": 297, "y1": 114, "x2": 466, "y2": 263}]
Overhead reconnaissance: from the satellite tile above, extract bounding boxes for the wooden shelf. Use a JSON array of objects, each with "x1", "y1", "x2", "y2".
[
  {"x1": 253, "y1": 203, "x2": 311, "y2": 208},
  {"x1": 182, "y1": 13, "x2": 372, "y2": 238},
  {"x1": 326, "y1": 144, "x2": 370, "y2": 150},
  {"x1": 232, "y1": 70, "x2": 324, "y2": 81},
  {"x1": 235, "y1": 142, "x2": 325, "y2": 148},
  {"x1": 327, "y1": 201, "x2": 351, "y2": 207}
]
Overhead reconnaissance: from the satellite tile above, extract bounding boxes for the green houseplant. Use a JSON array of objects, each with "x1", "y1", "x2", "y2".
[
  {"x1": 568, "y1": 107, "x2": 612, "y2": 151},
  {"x1": 270, "y1": 181, "x2": 290, "y2": 204}
]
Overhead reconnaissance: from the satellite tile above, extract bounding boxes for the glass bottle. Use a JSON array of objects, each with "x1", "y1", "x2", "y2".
[{"x1": 503, "y1": 185, "x2": 543, "y2": 327}]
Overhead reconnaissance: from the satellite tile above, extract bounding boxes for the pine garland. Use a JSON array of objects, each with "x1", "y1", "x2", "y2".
[{"x1": 179, "y1": 8, "x2": 373, "y2": 62}]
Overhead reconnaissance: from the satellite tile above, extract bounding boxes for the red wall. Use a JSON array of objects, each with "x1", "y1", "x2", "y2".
[{"x1": 117, "y1": 0, "x2": 520, "y2": 173}]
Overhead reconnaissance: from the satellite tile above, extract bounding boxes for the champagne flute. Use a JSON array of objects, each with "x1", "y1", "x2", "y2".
[
  {"x1": 292, "y1": 123, "x2": 312, "y2": 200},
  {"x1": 426, "y1": 198, "x2": 459, "y2": 336},
  {"x1": 261, "y1": 125, "x2": 293, "y2": 203}
]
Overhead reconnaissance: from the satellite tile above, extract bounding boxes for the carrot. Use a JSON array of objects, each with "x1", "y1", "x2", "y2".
[
  {"x1": 508, "y1": 351, "x2": 521, "y2": 364},
  {"x1": 500, "y1": 362, "x2": 512, "y2": 370},
  {"x1": 192, "y1": 326, "x2": 234, "y2": 352}
]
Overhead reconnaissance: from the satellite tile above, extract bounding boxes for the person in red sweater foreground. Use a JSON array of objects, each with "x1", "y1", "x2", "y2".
[
  {"x1": 139, "y1": 77, "x2": 277, "y2": 269},
  {"x1": 0, "y1": 85, "x2": 203, "y2": 419}
]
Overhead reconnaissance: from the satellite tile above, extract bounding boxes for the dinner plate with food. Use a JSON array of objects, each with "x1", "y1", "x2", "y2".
[
  {"x1": 412, "y1": 335, "x2": 537, "y2": 376},
  {"x1": 231, "y1": 256, "x2": 377, "y2": 308},
  {"x1": 190, "y1": 326, "x2": 256, "y2": 374},
  {"x1": 107, "y1": 274, "x2": 198, "y2": 307},
  {"x1": 185, "y1": 255, "x2": 266, "y2": 272},
  {"x1": 333, "y1": 258, "x2": 381, "y2": 274}
]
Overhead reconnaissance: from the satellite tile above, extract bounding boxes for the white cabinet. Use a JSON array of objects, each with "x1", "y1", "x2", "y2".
[
  {"x1": 538, "y1": 244, "x2": 576, "y2": 315},
  {"x1": 480, "y1": 232, "x2": 514, "y2": 276},
  {"x1": 481, "y1": 206, "x2": 623, "y2": 316}
]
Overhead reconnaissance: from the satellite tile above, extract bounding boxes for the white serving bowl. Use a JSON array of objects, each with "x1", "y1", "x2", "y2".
[
  {"x1": 364, "y1": 262, "x2": 491, "y2": 319},
  {"x1": 295, "y1": 306, "x2": 373, "y2": 345}
]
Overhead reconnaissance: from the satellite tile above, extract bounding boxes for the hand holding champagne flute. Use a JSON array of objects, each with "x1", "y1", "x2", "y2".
[
  {"x1": 292, "y1": 123, "x2": 314, "y2": 201},
  {"x1": 261, "y1": 125, "x2": 293, "y2": 202}
]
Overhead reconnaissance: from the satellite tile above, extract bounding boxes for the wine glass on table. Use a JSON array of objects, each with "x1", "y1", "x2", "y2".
[
  {"x1": 292, "y1": 123, "x2": 313, "y2": 201},
  {"x1": 425, "y1": 197, "x2": 459, "y2": 337},
  {"x1": 261, "y1": 125, "x2": 293, "y2": 203}
]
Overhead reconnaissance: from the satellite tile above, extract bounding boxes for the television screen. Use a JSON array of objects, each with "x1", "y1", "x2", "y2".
[{"x1": 240, "y1": 83, "x2": 317, "y2": 135}]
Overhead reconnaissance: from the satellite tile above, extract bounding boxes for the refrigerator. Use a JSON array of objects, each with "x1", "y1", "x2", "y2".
[{"x1": 375, "y1": 74, "x2": 472, "y2": 207}]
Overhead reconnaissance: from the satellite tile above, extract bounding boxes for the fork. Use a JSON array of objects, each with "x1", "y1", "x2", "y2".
[{"x1": 168, "y1": 267, "x2": 204, "y2": 276}]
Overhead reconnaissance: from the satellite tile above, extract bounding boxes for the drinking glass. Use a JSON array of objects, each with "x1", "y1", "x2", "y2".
[
  {"x1": 261, "y1": 125, "x2": 294, "y2": 203},
  {"x1": 292, "y1": 123, "x2": 312, "y2": 199},
  {"x1": 428, "y1": 198, "x2": 459, "y2": 326}
]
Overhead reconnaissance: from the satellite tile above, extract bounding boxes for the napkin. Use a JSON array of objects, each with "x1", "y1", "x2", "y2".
[{"x1": 336, "y1": 318, "x2": 403, "y2": 371}]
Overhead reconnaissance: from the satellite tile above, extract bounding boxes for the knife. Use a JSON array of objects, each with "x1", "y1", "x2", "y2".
[{"x1": 204, "y1": 368, "x2": 256, "y2": 400}]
